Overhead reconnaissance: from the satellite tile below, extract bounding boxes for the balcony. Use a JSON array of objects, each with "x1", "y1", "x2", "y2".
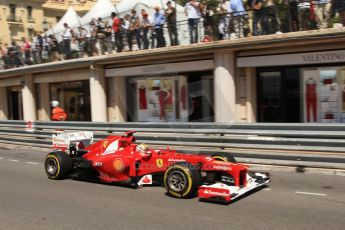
[{"x1": 7, "y1": 15, "x2": 23, "y2": 24}]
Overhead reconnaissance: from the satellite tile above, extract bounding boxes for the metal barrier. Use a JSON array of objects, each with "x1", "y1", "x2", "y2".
[{"x1": 1, "y1": 120, "x2": 345, "y2": 169}]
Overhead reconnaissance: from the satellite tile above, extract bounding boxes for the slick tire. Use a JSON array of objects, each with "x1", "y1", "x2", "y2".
[
  {"x1": 45, "y1": 151, "x2": 72, "y2": 180},
  {"x1": 164, "y1": 162, "x2": 201, "y2": 199},
  {"x1": 211, "y1": 153, "x2": 236, "y2": 163}
]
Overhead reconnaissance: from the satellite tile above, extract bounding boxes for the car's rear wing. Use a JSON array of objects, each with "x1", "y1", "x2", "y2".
[{"x1": 52, "y1": 131, "x2": 93, "y2": 151}]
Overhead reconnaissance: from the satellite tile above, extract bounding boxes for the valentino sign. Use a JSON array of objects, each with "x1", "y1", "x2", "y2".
[
  {"x1": 302, "y1": 52, "x2": 345, "y2": 63},
  {"x1": 237, "y1": 50, "x2": 345, "y2": 67}
]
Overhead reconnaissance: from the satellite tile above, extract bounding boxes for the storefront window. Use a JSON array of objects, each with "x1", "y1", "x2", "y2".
[
  {"x1": 126, "y1": 72, "x2": 214, "y2": 122},
  {"x1": 302, "y1": 67, "x2": 345, "y2": 123},
  {"x1": 50, "y1": 81, "x2": 91, "y2": 121}
]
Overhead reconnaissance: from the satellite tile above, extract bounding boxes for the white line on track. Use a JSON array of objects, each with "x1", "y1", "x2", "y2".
[
  {"x1": 263, "y1": 188, "x2": 271, "y2": 191},
  {"x1": 8, "y1": 159, "x2": 19, "y2": 162},
  {"x1": 0, "y1": 158, "x2": 3, "y2": 160},
  {"x1": 26, "y1": 162, "x2": 38, "y2": 165},
  {"x1": 295, "y1": 191, "x2": 326, "y2": 196}
]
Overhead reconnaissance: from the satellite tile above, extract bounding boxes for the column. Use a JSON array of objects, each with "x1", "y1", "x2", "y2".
[
  {"x1": 214, "y1": 51, "x2": 236, "y2": 122},
  {"x1": 22, "y1": 74, "x2": 37, "y2": 121},
  {"x1": 108, "y1": 76, "x2": 127, "y2": 122},
  {"x1": 246, "y1": 67, "x2": 257, "y2": 122},
  {"x1": 0, "y1": 87, "x2": 8, "y2": 120},
  {"x1": 90, "y1": 64, "x2": 107, "y2": 122},
  {"x1": 38, "y1": 83, "x2": 50, "y2": 121}
]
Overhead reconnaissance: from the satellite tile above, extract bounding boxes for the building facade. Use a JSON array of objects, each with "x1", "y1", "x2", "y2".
[
  {"x1": 0, "y1": 0, "x2": 121, "y2": 44},
  {"x1": 0, "y1": 28, "x2": 344, "y2": 123}
]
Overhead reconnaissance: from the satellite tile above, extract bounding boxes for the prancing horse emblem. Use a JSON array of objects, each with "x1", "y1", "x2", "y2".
[{"x1": 156, "y1": 158, "x2": 163, "y2": 168}]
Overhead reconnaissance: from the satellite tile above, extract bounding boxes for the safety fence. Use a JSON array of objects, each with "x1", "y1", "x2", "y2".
[{"x1": 0, "y1": 120, "x2": 345, "y2": 169}]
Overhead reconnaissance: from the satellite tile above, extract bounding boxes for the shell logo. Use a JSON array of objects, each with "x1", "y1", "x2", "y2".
[{"x1": 113, "y1": 158, "x2": 125, "y2": 171}]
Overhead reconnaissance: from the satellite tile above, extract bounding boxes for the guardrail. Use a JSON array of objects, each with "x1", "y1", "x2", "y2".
[{"x1": 1, "y1": 120, "x2": 345, "y2": 170}]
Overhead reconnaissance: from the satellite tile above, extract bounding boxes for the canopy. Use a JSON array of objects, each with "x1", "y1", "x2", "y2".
[
  {"x1": 81, "y1": 0, "x2": 116, "y2": 25},
  {"x1": 46, "y1": 6, "x2": 82, "y2": 38}
]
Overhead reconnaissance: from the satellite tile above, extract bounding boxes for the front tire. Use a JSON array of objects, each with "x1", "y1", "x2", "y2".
[
  {"x1": 164, "y1": 162, "x2": 201, "y2": 198},
  {"x1": 45, "y1": 151, "x2": 72, "y2": 180}
]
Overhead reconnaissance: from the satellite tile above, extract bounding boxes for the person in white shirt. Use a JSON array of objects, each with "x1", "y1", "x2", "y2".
[
  {"x1": 62, "y1": 23, "x2": 73, "y2": 59},
  {"x1": 185, "y1": 0, "x2": 201, "y2": 44},
  {"x1": 141, "y1": 9, "x2": 152, "y2": 49}
]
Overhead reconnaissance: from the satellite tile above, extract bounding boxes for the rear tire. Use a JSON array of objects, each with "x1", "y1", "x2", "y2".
[
  {"x1": 45, "y1": 151, "x2": 72, "y2": 180},
  {"x1": 211, "y1": 153, "x2": 236, "y2": 163},
  {"x1": 164, "y1": 162, "x2": 201, "y2": 198}
]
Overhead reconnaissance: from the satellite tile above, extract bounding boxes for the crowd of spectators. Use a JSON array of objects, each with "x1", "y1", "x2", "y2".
[{"x1": 1, "y1": 0, "x2": 345, "y2": 69}]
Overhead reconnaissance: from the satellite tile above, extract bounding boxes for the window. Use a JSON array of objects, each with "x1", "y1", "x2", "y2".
[
  {"x1": 27, "y1": 6, "x2": 33, "y2": 21},
  {"x1": 9, "y1": 4, "x2": 16, "y2": 21}
]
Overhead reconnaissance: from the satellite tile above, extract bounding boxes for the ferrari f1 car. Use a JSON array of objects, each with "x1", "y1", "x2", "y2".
[{"x1": 45, "y1": 131, "x2": 269, "y2": 202}]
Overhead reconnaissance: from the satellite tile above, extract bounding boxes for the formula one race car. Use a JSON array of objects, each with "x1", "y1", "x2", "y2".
[{"x1": 45, "y1": 131, "x2": 269, "y2": 202}]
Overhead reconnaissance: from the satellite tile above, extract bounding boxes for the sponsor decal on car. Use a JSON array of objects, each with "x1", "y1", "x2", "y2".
[
  {"x1": 212, "y1": 165, "x2": 231, "y2": 171},
  {"x1": 168, "y1": 158, "x2": 186, "y2": 162},
  {"x1": 113, "y1": 158, "x2": 125, "y2": 171},
  {"x1": 138, "y1": 174, "x2": 153, "y2": 186},
  {"x1": 102, "y1": 139, "x2": 109, "y2": 149},
  {"x1": 156, "y1": 158, "x2": 164, "y2": 168},
  {"x1": 93, "y1": 162, "x2": 103, "y2": 167}
]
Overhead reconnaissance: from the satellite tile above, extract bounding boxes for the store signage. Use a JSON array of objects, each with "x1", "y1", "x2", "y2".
[
  {"x1": 237, "y1": 50, "x2": 345, "y2": 67},
  {"x1": 302, "y1": 53, "x2": 345, "y2": 63},
  {"x1": 105, "y1": 60, "x2": 214, "y2": 77}
]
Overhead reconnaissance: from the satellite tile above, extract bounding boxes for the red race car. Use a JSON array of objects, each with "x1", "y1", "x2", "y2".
[{"x1": 45, "y1": 131, "x2": 269, "y2": 202}]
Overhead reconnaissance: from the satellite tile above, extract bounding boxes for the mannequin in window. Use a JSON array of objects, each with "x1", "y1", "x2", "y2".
[{"x1": 305, "y1": 78, "x2": 317, "y2": 122}]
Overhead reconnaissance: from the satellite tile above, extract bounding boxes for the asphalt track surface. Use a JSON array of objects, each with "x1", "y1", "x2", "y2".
[{"x1": 0, "y1": 148, "x2": 345, "y2": 230}]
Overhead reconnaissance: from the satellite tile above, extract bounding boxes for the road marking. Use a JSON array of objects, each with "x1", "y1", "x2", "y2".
[
  {"x1": 263, "y1": 188, "x2": 271, "y2": 191},
  {"x1": 295, "y1": 191, "x2": 326, "y2": 196},
  {"x1": 8, "y1": 159, "x2": 19, "y2": 162},
  {"x1": 0, "y1": 158, "x2": 3, "y2": 160},
  {"x1": 26, "y1": 162, "x2": 38, "y2": 165}
]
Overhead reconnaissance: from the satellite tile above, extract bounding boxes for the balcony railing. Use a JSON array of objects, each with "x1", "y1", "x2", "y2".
[{"x1": 7, "y1": 15, "x2": 22, "y2": 23}]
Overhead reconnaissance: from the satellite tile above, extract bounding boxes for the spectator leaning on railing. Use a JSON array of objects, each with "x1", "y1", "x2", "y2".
[
  {"x1": 230, "y1": 0, "x2": 247, "y2": 38},
  {"x1": 111, "y1": 12, "x2": 123, "y2": 53},
  {"x1": 129, "y1": 10, "x2": 142, "y2": 51},
  {"x1": 165, "y1": 1, "x2": 179, "y2": 46},
  {"x1": 96, "y1": 17, "x2": 107, "y2": 55},
  {"x1": 313, "y1": 0, "x2": 331, "y2": 29},
  {"x1": 141, "y1": 9, "x2": 152, "y2": 50},
  {"x1": 216, "y1": 0, "x2": 230, "y2": 40},
  {"x1": 153, "y1": 6, "x2": 166, "y2": 48},
  {"x1": 21, "y1": 37, "x2": 32, "y2": 65},
  {"x1": 62, "y1": 23, "x2": 74, "y2": 60},
  {"x1": 185, "y1": 0, "x2": 201, "y2": 44},
  {"x1": 333, "y1": 0, "x2": 345, "y2": 26},
  {"x1": 249, "y1": 0, "x2": 265, "y2": 36}
]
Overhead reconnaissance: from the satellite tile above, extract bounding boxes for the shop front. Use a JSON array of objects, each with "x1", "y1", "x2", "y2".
[
  {"x1": 238, "y1": 49, "x2": 345, "y2": 123},
  {"x1": 106, "y1": 60, "x2": 215, "y2": 122},
  {"x1": 34, "y1": 69, "x2": 91, "y2": 121},
  {"x1": 49, "y1": 81, "x2": 91, "y2": 121}
]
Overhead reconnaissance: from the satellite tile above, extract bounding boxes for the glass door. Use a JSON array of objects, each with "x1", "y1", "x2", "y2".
[{"x1": 258, "y1": 71, "x2": 283, "y2": 122}]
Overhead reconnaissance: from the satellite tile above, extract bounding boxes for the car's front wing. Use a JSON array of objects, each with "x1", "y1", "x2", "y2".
[{"x1": 198, "y1": 172, "x2": 270, "y2": 202}]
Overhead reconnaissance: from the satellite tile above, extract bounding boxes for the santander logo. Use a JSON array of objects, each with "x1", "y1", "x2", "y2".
[{"x1": 142, "y1": 176, "x2": 151, "y2": 184}]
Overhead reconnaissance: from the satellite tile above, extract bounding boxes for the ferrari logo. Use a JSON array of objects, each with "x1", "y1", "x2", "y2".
[
  {"x1": 102, "y1": 139, "x2": 108, "y2": 149},
  {"x1": 156, "y1": 158, "x2": 164, "y2": 168}
]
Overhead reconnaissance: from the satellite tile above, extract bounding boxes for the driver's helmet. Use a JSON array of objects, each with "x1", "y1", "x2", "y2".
[{"x1": 137, "y1": 143, "x2": 149, "y2": 153}]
